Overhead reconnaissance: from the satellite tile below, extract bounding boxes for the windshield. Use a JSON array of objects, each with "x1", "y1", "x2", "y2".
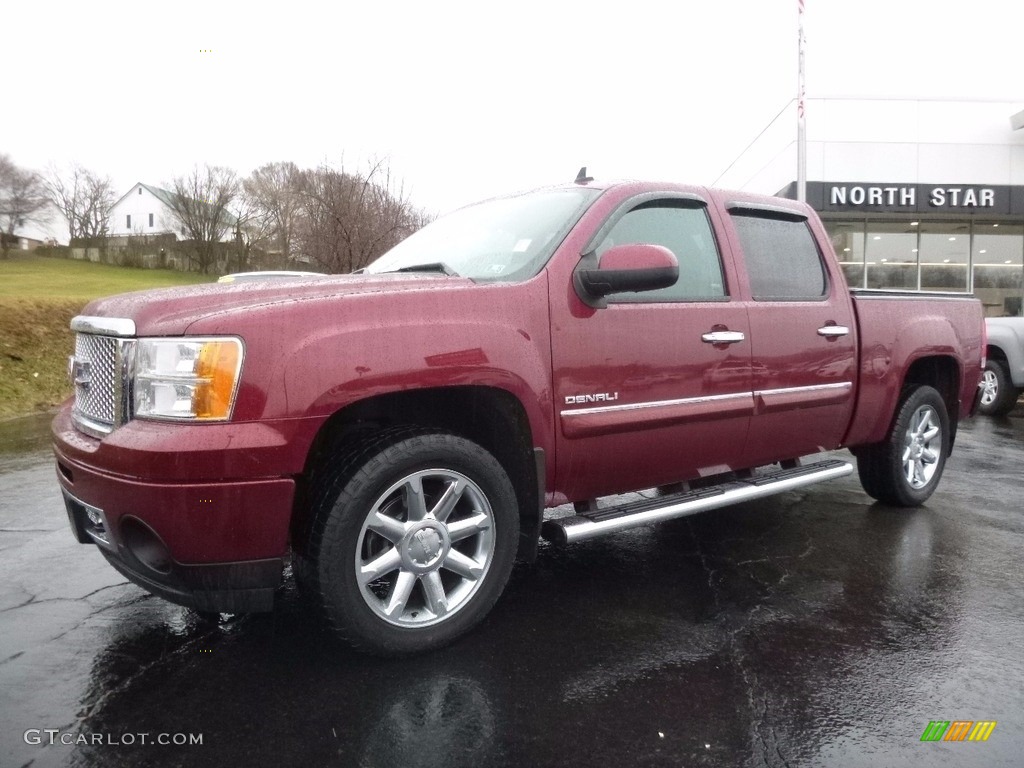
[{"x1": 365, "y1": 187, "x2": 600, "y2": 282}]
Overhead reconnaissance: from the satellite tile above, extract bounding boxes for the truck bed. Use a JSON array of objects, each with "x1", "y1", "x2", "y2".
[{"x1": 844, "y1": 289, "x2": 984, "y2": 447}]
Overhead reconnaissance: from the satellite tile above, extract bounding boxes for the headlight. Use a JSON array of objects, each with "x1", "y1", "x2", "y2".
[{"x1": 133, "y1": 338, "x2": 244, "y2": 421}]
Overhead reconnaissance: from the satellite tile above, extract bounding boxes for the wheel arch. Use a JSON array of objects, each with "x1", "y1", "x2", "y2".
[
  {"x1": 292, "y1": 385, "x2": 543, "y2": 563},
  {"x1": 849, "y1": 353, "x2": 962, "y2": 451},
  {"x1": 984, "y1": 319, "x2": 1024, "y2": 388},
  {"x1": 901, "y1": 355, "x2": 962, "y2": 447},
  {"x1": 986, "y1": 342, "x2": 1010, "y2": 366}
]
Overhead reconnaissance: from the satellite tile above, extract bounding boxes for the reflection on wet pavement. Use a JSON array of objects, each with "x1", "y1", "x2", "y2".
[{"x1": 1, "y1": 412, "x2": 1022, "y2": 767}]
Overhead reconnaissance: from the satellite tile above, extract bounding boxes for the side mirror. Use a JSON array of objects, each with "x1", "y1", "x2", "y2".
[{"x1": 574, "y1": 243, "x2": 679, "y2": 307}]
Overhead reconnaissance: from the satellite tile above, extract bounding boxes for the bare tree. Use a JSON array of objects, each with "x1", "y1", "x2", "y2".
[
  {"x1": 44, "y1": 164, "x2": 116, "y2": 243},
  {"x1": 165, "y1": 165, "x2": 240, "y2": 273},
  {"x1": 0, "y1": 154, "x2": 50, "y2": 259},
  {"x1": 243, "y1": 162, "x2": 302, "y2": 262},
  {"x1": 230, "y1": 195, "x2": 276, "y2": 273},
  {"x1": 294, "y1": 158, "x2": 428, "y2": 274}
]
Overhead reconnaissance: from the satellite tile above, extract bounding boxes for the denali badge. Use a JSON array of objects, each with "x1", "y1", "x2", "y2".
[{"x1": 565, "y1": 392, "x2": 619, "y2": 405}]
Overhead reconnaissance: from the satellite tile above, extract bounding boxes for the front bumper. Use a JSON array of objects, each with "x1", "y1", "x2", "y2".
[
  {"x1": 53, "y1": 405, "x2": 303, "y2": 613},
  {"x1": 62, "y1": 486, "x2": 284, "y2": 612}
]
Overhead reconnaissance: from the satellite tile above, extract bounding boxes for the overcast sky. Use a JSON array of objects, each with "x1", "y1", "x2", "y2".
[{"x1": 6, "y1": 0, "x2": 1023, "y2": 239}]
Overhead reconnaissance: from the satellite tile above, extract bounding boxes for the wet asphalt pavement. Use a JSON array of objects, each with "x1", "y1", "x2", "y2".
[{"x1": 2, "y1": 410, "x2": 1023, "y2": 768}]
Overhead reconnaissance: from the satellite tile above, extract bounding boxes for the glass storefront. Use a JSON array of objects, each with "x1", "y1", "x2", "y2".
[
  {"x1": 919, "y1": 222, "x2": 969, "y2": 292},
  {"x1": 973, "y1": 223, "x2": 1024, "y2": 316},
  {"x1": 829, "y1": 222, "x2": 865, "y2": 288},
  {"x1": 822, "y1": 218, "x2": 1024, "y2": 316},
  {"x1": 866, "y1": 222, "x2": 918, "y2": 290}
]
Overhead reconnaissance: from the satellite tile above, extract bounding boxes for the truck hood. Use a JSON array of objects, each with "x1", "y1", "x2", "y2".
[{"x1": 80, "y1": 273, "x2": 473, "y2": 336}]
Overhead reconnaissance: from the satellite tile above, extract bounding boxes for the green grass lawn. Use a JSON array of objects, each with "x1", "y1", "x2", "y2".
[
  {"x1": 0, "y1": 253, "x2": 214, "y2": 419},
  {"x1": 0, "y1": 252, "x2": 210, "y2": 301}
]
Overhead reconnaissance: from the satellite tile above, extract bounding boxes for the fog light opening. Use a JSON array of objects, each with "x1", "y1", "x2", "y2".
[{"x1": 120, "y1": 517, "x2": 173, "y2": 575}]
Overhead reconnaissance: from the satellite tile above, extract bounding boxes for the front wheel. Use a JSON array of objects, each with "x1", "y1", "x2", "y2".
[
  {"x1": 856, "y1": 385, "x2": 950, "y2": 507},
  {"x1": 308, "y1": 432, "x2": 518, "y2": 656},
  {"x1": 978, "y1": 359, "x2": 1019, "y2": 416}
]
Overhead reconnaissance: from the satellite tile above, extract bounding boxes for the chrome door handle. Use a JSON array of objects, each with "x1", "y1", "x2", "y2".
[
  {"x1": 701, "y1": 331, "x2": 746, "y2": 344},
  {"x1": 817, "y1": 325, "x2": 850, "y2": 338}
]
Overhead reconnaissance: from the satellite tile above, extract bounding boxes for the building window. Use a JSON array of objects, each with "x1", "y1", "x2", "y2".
[
  {"x1": 919, "y1": 222, "x2": 969, "y2": 293},
  {"x1": 824, "y1": 217, "x2": 1022, "y2": 311},
  {"x1": 865, "y1": 222, "x2": 918, "y2": 290},
  {"x1": 126, "y1": 214, "x2": 131, "y2": 229},
  {"x1": 829, "y1": 221, "x2": 866, "y2": 289},
  {"x1": 149, "y1": 213, "x2": 154, "y2": 227},
  {"x1": 138, "y1": 187, "x2": 142, "y2": 195},
  {"x1": 973, "y1": 222, "x2": 1024, "y2": 317}
]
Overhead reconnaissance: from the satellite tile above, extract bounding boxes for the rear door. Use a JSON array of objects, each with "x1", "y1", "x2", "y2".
[{"x1": 721, "y1": 200, "x2": 857, "y2": 467}]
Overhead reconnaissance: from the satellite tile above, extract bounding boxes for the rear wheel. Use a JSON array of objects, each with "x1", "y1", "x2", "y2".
[
  {"x1": 307, "y1": 431, "x2": 518, "y2": 656},
  {"x1": 978, "y1": 359, "x2": 1019, "y2": 416},
  {"x1": 857, "y1": 385, "x2": 949, "y2": 506}
]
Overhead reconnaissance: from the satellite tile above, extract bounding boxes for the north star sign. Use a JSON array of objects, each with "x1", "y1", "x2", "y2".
[
  {"x1": 830, "y1": 185, "x2": 994, "y2": 208},
  {"x1": 785, "y1": 181, "x2": 1024, "y2": 216}
]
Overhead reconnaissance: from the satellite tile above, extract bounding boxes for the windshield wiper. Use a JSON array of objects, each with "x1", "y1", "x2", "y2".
[{"x1": 391, "y1": 262, "x2": 460, "y2": 277}]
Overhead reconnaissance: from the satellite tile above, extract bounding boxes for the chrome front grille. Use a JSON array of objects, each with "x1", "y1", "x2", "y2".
[
  {"x1": 73, "y1": 333, "x2": 119, "y2": 427},
  {"x1": 69, "y1": 316, "x2": 137, "y2": 439}
]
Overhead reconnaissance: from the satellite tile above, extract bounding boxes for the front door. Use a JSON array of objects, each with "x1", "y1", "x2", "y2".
[{"x1": 550, "y1": 195, "x2": 754, "y2": 502}]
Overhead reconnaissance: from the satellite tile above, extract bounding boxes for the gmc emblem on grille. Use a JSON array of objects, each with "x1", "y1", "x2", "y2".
[{"x1": 68, "y1": 356, "x2": 92, "y2": 388}]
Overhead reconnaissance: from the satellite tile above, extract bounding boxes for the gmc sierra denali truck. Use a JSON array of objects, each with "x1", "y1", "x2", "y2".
[{"x1": 52, "y1": 178, "x2": 985, "y2": 655}]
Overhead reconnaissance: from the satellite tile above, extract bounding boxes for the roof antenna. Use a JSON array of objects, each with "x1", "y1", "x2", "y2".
[{"x1": 574, "y1": 167, "x2": 593, "y2": 184}]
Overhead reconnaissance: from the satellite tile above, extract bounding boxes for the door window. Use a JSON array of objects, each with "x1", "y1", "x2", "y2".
[
  {"x1": 597, "y1": 201, "x2": 726, "y2": 302},
  {"x1": 730, "y1": 212, "x2": 828, "y2": 300}
]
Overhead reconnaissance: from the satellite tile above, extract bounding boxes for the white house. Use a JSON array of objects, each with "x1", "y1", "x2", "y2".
[
  {"x1": 107, "y1": 182, "x2": 237, "y2": 241},
  {"x1": 107, "y1": 183, "x2": 184, "y2": 238}
]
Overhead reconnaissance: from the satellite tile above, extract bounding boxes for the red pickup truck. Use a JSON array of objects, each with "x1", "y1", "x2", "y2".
[{"x1": 52, "y1": 178, "x2": 985, "y2": 654}]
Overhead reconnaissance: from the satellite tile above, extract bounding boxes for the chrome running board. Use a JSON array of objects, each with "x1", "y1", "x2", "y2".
[{"x1": 541, "y1": 459, "x2": 853, "y2": 545}]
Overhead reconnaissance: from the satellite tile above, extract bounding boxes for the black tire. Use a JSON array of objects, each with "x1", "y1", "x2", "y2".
[
  {"x1": 306, "y1": 431, "x2": 518, "y2": 656},
  {"x1": 856, "y1": 385, "x2": 950, "y2": 507},
  {"x1": 290, "y1": 553, "x2": 320, "y2": 604},
  {"x1": 978, "y1": 359, "x2": 1019, "y2": 416}
]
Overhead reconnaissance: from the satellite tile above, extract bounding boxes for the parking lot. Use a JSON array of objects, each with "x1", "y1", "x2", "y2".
[{"x1": 2, "y1": 409, "x2": 1022, "y2": 767}]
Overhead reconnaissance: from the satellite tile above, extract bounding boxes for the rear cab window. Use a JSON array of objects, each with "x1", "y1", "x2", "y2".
[{"x1": 728, "y1": 205, "x2": 828, "y2": 301}]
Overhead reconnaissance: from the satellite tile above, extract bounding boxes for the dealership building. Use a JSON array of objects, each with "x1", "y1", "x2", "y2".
[{"x1": 718, "y1": 99, "x2": 1024, "y2": 317}]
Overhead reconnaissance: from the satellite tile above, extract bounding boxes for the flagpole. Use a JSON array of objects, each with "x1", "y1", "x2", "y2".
[{"x1": 797, "y1": 0, "x2": 807, "y2": 203}]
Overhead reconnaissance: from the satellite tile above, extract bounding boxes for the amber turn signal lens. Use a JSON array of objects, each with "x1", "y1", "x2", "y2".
[{"x1": 193, "y1": 341, "x2": 242, "y2": 419}]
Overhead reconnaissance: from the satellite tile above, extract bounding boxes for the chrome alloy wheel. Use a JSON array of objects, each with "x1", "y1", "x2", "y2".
[
  {"x1": 980, "y1": 368, "x2": 999, "y2": 407},
  {"x1": 901, "y1": 405, "x2": 942, "y2": 489},
  {"x1": 354, "y1": 469, "x2": 495, "y2": 628}
]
